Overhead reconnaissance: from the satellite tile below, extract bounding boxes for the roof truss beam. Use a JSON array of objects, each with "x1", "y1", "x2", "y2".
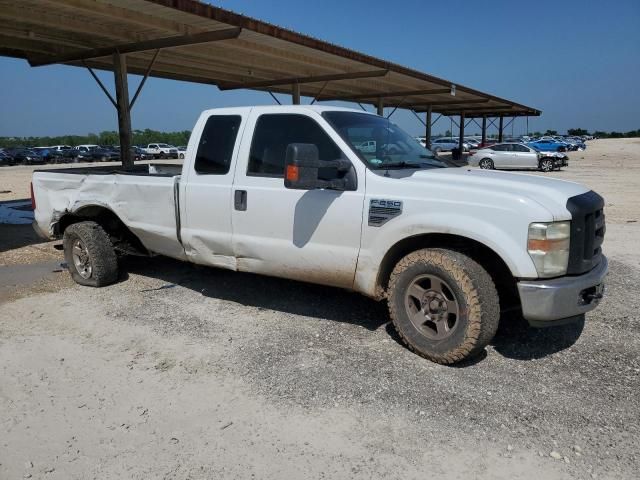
[
  {"x1": 407, "y1": 99, "x2": 491, "y2": 108},
  {"x1": 218, "y1": 69, "x2": 388, "y2": 90},
  {"x1": 29, "y1": 27, "x2": 242, "y2": 67},
  {"x1": 319, "y1": 88, "x2": 451, "y2": 102}
]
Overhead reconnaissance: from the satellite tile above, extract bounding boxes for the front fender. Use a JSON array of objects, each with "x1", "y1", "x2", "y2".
[{"x1": 354, "y1": 212, "x2": 540, "y2": 297}]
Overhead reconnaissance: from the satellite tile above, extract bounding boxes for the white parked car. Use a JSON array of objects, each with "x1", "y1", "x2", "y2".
[
  {"x1": 31, "y1": 106, "x2": 607, "y2": 365},
  {"x1": 430, "y1": 137, "x2": 469, "y2": 154},
  {"x1": 468, "y1": 143, "x2": 568, "y2": 172}
]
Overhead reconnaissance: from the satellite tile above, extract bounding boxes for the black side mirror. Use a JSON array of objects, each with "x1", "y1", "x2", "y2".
[{"x1": 284, "y1": 143, "x2": 351, "y2": 190}]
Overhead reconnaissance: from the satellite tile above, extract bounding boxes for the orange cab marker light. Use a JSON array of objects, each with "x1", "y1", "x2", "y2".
[{"x1": 286, "y1": 165, "x2": 299, "y2": 182}]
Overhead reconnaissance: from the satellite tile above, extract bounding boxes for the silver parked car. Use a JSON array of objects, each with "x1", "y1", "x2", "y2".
[
  {"x1": 468, "y1": 143, "x2": 568, "y2": 172},
  {"x1": 430, "y1": 137, "x2": 470, "y2": 154}
]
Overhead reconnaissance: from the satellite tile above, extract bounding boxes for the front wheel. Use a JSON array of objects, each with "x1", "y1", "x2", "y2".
[
  {"x1": 63, "y1": 221, "x2": 119, "y2": 287},
  {"x1": 539, "y1": 159, "x2": 554, "y2": 172},
  {"x1": 387, "y1": 248, "x2": 499, "y2": 364},
  {"x1": 479, "y1": 158, "x2": 494, "y2": 169}
]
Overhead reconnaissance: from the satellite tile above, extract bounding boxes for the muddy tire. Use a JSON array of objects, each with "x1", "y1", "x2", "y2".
[
  {"x1": 63, "y1": 221, "x2": 118, "y2": 287},
  {"x1": 387, "y1": 248, "x2": 499, "y2": 364}
]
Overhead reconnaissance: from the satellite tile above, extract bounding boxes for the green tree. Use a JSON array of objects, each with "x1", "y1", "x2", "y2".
[
  {"x1": 567, "y1": 128, "x2": 589, "y2": 136},
  {"x1": 544, "y1": 129, "x2": 557, "y2": 136}
]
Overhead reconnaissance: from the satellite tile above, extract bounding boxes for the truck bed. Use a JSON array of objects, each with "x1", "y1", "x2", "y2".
[{"x1": 32, "y1": 164, "x2": 186, "y2": 260}]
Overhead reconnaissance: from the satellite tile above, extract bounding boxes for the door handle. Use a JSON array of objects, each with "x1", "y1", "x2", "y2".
[{"x1": 234, "y1": 190, "x2": 247, "y2": 211}]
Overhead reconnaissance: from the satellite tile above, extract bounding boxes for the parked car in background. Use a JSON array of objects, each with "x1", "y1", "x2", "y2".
[
  {"x1": 430, "y1": 137, "x2": 470, "y2": 154},
  {"x1": 177, "y1": 146, "x2": 187, "y2": 159},
  {"x1": 143, "y1": 143, "x2": 179, "y2": 159},
  {"x1": 131, "y1": 146, "x2": 153, "y2": 161},
  {"x1": 91, "y1": 147, "x2": 120, "y2": 162},
  {"x1": 469, "y1": 143, "x2": 568, "y2": 172},
  {"x1": 0, "y1": 150, "x2": 16, "y2": 166},
  {"x1": 464, "y1": 137, "x2": 481, "y2": 149},
  {"x1": 477, "y1": 139, "x2": 498, "y2": 149},
  {"x1": 47, "y1": 145, "x2": 75, "y2": 163},
  {"x1": 527, "y1": 138, "x2": 568, "y2": 152},
  {"x1": 74, "y1": 145, "x2": 99, "y2": 161},
  {"x1": 5, "y1": 147, "x2": 45, "y2": 165},
  {"x1": 563, "y1": 137, "x2": 586, "y2": 151}
]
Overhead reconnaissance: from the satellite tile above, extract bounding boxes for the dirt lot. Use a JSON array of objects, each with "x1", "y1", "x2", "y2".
[{"x1": 1, "y1": 139, "x2": 639, "y2": 479}]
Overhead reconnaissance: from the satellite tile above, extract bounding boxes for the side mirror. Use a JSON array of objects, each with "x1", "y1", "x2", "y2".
[{"x1": 284, "y1": 143, "x2": 351, "y2": 190}]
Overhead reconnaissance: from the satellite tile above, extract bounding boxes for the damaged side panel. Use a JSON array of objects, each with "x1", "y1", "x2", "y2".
[{"x1": 32, "y1": 170, "x2": 187, "y2": 261}]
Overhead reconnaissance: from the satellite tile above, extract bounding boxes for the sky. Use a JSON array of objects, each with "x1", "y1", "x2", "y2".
[{"x1": 1, "y1": 0, "x2": 639, "y2": 138}]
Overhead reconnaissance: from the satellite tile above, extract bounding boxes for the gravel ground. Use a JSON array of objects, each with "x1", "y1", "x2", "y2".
[{"x1": 1, "y1": 139, "x2": 639, "y2": 479}]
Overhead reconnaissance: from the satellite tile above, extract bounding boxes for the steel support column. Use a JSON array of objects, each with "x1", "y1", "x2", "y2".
[
  {"x1": 458, "y1": 112, "x2": 465, "y2": 157},
  {"x1": 113, "y1": 52, "x2": 133, "y2": 169},
  {"x1": 481, "y1": 115, "x2": 487, "y2": 145},
  {"x1": 377, "y1": 98, "x2": 384, "y2": 116},
  {"x1": 292, "y1": 82, "x2": 301, "y2": 105},
  {"x1": 498, "y1": 115, "x2": 504, "y2": 142},
  {"x1": 425, "y1": 105, "x2": 432, "y2": 150}
]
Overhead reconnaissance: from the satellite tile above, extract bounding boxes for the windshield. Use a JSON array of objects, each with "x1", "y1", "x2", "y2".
[{"x1": 322, "y1": 111, "x2": 454, "y2": 170}]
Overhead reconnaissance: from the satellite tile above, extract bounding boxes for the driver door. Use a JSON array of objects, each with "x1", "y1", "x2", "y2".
[{"x1": 231, "y1": 109, "x2": 366, "y2": 288}]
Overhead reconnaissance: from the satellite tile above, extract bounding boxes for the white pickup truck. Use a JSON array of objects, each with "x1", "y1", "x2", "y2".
[
  {"x1": 32, "y1": 106, "x2": 607, "y2": 364},
  {"x1": 142, "y1": 143, "x2": 179, "y2": 159}
]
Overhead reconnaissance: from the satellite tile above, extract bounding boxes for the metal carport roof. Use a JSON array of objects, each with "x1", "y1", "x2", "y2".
[{"x1": 0, "y1": 0, "x2": 540, "y2": 118}]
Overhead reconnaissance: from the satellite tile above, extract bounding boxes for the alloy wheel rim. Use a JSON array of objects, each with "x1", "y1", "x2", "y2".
[
  {"x1": 71, "y1": 238, "x2": 92, "y2": 279},
  {"x1": 405, "y1": 274, "x2": 460, "y2": 340}
]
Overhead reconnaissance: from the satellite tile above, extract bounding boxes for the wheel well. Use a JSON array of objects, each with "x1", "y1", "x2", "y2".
[
  {"x1": 376, "y1": 233, "x2": 519, "y2": 310},
  {"x1": 57, "y1": 205, "x2": 149, "y2": 256}
]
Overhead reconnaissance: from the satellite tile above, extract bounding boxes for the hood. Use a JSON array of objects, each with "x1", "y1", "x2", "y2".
[{"x1": 381, "y1": 167, "x2": 589, "y2": 220}]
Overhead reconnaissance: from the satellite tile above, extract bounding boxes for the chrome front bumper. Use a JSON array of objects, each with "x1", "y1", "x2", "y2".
[{"x1": 517, "y1": 256, "x2": 608, "y2": 327}]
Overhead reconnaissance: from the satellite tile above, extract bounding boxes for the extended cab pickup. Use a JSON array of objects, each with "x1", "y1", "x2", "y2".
[
  {"x1": 143, "y1": 143, "x2": 179, "y2": 159},
  {"x1": 32, "y1": 106, "x2": 608, "y2": 364}
]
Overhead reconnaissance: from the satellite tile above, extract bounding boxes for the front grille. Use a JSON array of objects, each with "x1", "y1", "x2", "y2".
[{"x1": 566, "y1": 191, "x2": 605, "y2": 275}]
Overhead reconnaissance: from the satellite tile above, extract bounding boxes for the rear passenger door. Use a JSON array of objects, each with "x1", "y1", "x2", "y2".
[
  {"x1": 181, "y1": 112, "x2": 246, "y2": 267},
  {"x1": 230, "y1": 109, "x2": 365, "y2": 288}
]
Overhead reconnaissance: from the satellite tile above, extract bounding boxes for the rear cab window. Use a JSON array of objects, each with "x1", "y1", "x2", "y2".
[{"x1": 194, "y1": 115, "x2": 242, "y2": 175}]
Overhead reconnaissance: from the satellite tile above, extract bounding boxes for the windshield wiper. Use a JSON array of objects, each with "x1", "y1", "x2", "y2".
[{"x1": 376, "y1": 161, "x2": 424, "y2": 169}]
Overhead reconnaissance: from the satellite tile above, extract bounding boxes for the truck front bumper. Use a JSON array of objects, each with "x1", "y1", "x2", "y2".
[{"x1": 517, "y1": 256, "x2": 608, "y2": 327}]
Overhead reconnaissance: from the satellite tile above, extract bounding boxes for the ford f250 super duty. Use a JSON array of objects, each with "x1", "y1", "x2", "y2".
[{"x1": 31, "y1": 106, "x2": 607, "y2": 364}]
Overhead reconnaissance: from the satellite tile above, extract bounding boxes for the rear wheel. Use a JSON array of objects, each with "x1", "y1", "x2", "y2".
[
  {"x1": 539, "y1": 158, "x2": 554, "y2": 172},
  {"x1": 479, "y1": 158, "x2": 494, "y2": 169},
  {"x1": 387, "y1": 248, "x2": 500, "y2": 364},
  {"x1": 63, "y1": 221, "x2": 118, "y2": 287}
]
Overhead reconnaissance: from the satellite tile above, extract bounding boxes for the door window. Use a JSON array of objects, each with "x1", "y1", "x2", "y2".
[
  {"x1": 491, "y1": 144, "x2": 510, "y2": 151},
  {"x1": 248, "y1": 114, "x2": 343, "y2": 177},
  {"x1": 194, "y1": 115, "x2": 242, "y2": 175},
  {"x1": 512, "y1": 144, "x2": 530, "y2": 152}
]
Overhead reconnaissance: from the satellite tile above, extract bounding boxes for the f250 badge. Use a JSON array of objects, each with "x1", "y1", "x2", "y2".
[{"x1": 369, "y1": 199, "x2": 403, "y2": 227}]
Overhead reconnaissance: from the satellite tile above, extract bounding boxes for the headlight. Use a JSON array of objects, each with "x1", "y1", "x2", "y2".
[{"x1": 527, "y1": 221, "x2": 570, "y2": 277}]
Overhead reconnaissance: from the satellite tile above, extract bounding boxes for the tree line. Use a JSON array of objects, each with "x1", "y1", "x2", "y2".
[
  {"x1": 531, "y1": 128, "x2": 640, "y2": 138},
  {"x1": 2, "y1": 127, "x2": 639, "y2": 149},
  {"x1": 0, "y1": 129, "x2": 191, "y2": 148}
]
